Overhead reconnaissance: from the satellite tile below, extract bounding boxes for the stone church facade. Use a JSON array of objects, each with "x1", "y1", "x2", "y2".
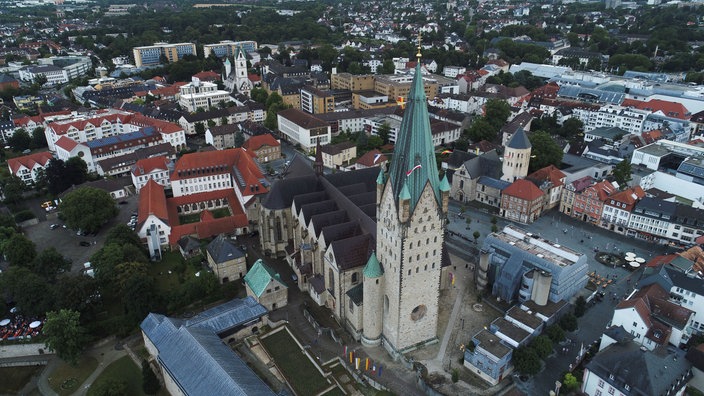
[{"x1": 258, "y1": 56, "x2": 450, "y2": 359}]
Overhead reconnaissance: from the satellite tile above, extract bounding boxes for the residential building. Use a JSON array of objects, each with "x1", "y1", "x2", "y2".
[
  {"x1": 478, "y1": 225, "x2": 588, "y2": 304},
  {"x1": 179, "y1": 79, "x2": 233, "y2": 113},
  {"x1": 277, "y1": 108, "x2": 331, "y2": 150},
  {"x1": 131, "y1": 156, "x2": 171, "y2": 191},
  {"x1": 244, "y1": 259, "x2": 288, "y2": 311},
  {"x1": 626, "y1": 197, "x2": 676, "y2": 243},
  {"x1": 300, "y1": 86, "x2": 334, "y2": 114},
  {"x1": 582, "y1": 342, "x2": 691, "y2": 396},
  {"x1": 205, "y1": 124, "x2": 239, "y2": 150},
  {"x1": 133, "y1": 42, "x2": 197, "y2": 67},
  {"x1": 525, "y1": 165, "x2": 566, "y2": 210},
  {"x1": 37, "y1": 56, "x2": 91, "y2": 80},
  {"x1": 463, "y1": 330, "x2": 513, "y2": 385},
  {"x1": 0, "y1": 74, "x2": 20, "y2": 91},
  {"x1": 7, "y1": 151, "x2": 53, "y2": 185},
  {"x1": 572, "y1": 180, "x2": 617, "y2": 224},
  {"x1": 353, "y1": 149, "x2": 388, "y2": 170},
  {"x1": 475, "y1": 177, "x2": 511, "y2": 209},
  {"x1": 600, "y1": 186, "x2": 645, "y2": 234},
  {"x1": 500, "y1": 179, "x2": 545, "y2": 224},
  {"x1": 559, "y1": 176, "x2": 593, "y2": 216},
  {"x1": 320, "y1": 141, "x2": 356, "y2": 170},
  {"x1": 179, "y1": 106, "x2": 250, "y2": 135},
  {"x1": 241, "y1": 133, "x2": 281, "y2": 163},
  {"x1": 206, "y1": 234, "x2": 247, "y2": 283},
  {"x1": 609, "y1": 283, "x2": 694, "y2": 349},
  {"x1": 140, "y1": 297, "x2": 275, "y2": 396}
]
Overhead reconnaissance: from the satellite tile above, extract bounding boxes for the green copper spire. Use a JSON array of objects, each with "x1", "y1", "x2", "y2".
[
  {"x1": 363, "y1": 251, "x2": 383, "y2": 278},
  {"x1": 376, "y1": 168, "x2": 385, "y2": 185},
  {"x1": 399, "y1": 182, "x2": 411, "y2": 200},
  {"x1": 387, "y1": 61, "x2": 441, "y2": 214},
  {"x1": 439, "y1": 174, "x2": 450, "y2": 192}
]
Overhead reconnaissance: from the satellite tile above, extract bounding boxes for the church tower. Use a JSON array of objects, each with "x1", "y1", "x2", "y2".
[
  {"x1": 369, "y1": 41, "x2": 450, "y2": 357},
  {"x1": 501, "y1": 128, "x2": 532, "y2": 182},
  {"x1": 233, "y1": 46, "x2": 253, "y2": 95}
]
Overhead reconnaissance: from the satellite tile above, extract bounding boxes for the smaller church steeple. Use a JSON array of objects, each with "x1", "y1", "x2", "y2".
[{"x1": 314, "y1": 140, "x2": 323, "y2": 176}]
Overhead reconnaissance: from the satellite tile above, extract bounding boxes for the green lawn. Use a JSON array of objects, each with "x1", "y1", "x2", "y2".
[
  {"x1": 87, "y1": 356, "x2": 169, "y2": 396},
  {"x1": 178, "y1": 213, "x2": 201, "y2": 225},
  {"x1": 211, "y1": 207, "x2": 231, "y2": 218},
  {"x1": 0, "y1": 365, "x2": 44, "y2": 394},
  {"x1": 48, "y1": 356, "x2": 98, "y2": 396},
  {"x1": 260, "y1": 329, "x2": 331, "y2": 395},
  {"x1": 148, "y1": 250, "x2": 185, "y2": 292}
]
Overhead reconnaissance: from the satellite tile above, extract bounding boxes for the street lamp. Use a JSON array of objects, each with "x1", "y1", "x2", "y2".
[{"x1": 555, "y1": 380, "x2": 562, "y2": 396}]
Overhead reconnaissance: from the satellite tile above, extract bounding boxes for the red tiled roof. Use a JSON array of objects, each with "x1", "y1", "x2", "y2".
[
  {"x1": 54, "y1": 136, "x2": 79, "y2": 152},
  {"x1": 192, "y1": 70, "x2": 220, "y2": 82},
  {"x1": 13, "y1": 115, "x2": 44, "y2": 127},
  {"x1": 7, "y1": 151, "x2": 53, "y2": 174},
  {"x1": 171, "y1": 148, "x2": 268, "y2": 196},
  {"x1": 165, "y1": 189, "x2": 249, "y2": 246},
  {"x1": 356, "y1": 149, "x2": 388, "y2": 167},
  {"x1": 242, "y1": 133, "x2": 279, "y2": 151},
  {"x1": 621, "y1": 98, "x2": 691, "y2": 120},
  {"x1": 527, "y1": 165, "x2": 566, "y2": 187},
  {"x1": 607, "y1": 186, "x2": 645, "y2": 209},
  {"x1": 248, "y1": 74, "x2": 261, "y2": 82},
  {"x1": 646, "y1": 254, "x2": 678, "y2": 268},
  {"x1": 502, "y1": 179, "x2": 544, "y2": 201},
  {"x1": 132, "y1": 156, "x2": 170, "y2": 176},
  {"x1": 138, "y1": 179, "x2": 169, "y2": 224}
]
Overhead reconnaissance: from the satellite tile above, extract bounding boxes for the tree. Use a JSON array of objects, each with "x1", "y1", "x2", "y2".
[
  {"x1": 0, "y1": 267, "x2": 55, "y2": 316},
  {"x1": 65, "y1": 157, "x2": 88, "y2": 186},
  {"x1": 2, "y1": 175, "x2": 26, "y2": 205},
  {"x1": 264, "y1": 103, "x2": 282, "y2": 130},
  {"x1": 265, "y1": 92, "x2": 283, "y2": 110},
  {"x1": 574, "y1": 296, "x2": 587, "y2": 317},
  {"x1": 559, "y1": 118, "x2": 583, "y2": 139},
  {"x1": 473, "y1": 231, "x2": 480, "y2": 241},
  {"x1": 142, "y1": 360, "x2": 161, "y2": 394},
  {"x1": 484, "y1": 99, "x2": 511, "y2": 131},
  {"x1": 513, "y1": 346, "x2": 541, "y2": 375},
  {"x1": 235, "y1": 131, "x2": 245, "y2": 148},
  {"x1": 560, "y1": 313, "x2": 578, "y2": 332},
  {"x1": 194, "y1": 122, "x2": 205, "y2": 135},
  {"x1": 377, "y1": 122, "x2": 391, "y2": 145},
  {"x1": 54, "y1": 275, "x2": 100, "y2": 317},
  {"x1": 250, "y1": 87, "x2": 268, "y2": 104},
  {"x1": 7, "y1": 129, "x2": 32, "y2": 151},
  {"x1": 105, "y1": 224, "x2": 143, "y2": 248},
  {"x1": 467, "y1": 118, "x2": 496, "y2": 143},
  {"x1": 612, "y1": 159, "x2": 632, "y2": 188},
  {"x1": 528, "y1": 131, "x2": 563, "y2": 173},
  {"x1": 563, "y1": 372, "x2": 579, "y2": 391},
  {"x1": 546, "y1": 324, "x2": 565, "y2": 343},
  {"x1": 31, "y1": 127, "x2": 47, "y2": 149},
  {"x1": 122, "y1": 273, "x2": 160, "y2": 322},
  {"x1": 31, "y1": 247, "x2": 71, "y2": 282},
  {"x1": 43, "y1": 309, "x2": 87, "y2": 365},
  {"x1": 59, "y1": 187, "x2": 118, "y2": 233},
  {"x1": 5, "y1": 233, "x2": 36, "y2": 267},
  {"x1": 531, "y1": 335, "x2": 553, "y2": 359}
]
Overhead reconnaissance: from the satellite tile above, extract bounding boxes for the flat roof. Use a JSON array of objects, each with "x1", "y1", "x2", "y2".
[
  {"x1": 474, "y1": 329, "x2": 511, "y2": 359},
  {"x1": 493, "y1": 225, "x2": 582, "y2": 267}
]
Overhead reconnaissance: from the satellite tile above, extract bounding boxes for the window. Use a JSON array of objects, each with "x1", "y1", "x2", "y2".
[
  {"x1": 351, "y1": 272, "x2": 358, "y2": 284},
  {"x1": 608, "y1": 387, "x2": 614, "y2": 395}
]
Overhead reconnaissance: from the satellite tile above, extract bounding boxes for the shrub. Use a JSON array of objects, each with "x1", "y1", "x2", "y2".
[
  {"x1": 14, "y1": 210, "x2": 35, "y2": 222},
  {"x1": 560, "y1": 313, "x2": 578, "y2": 332},
  {"x1": 451, "y1": 369, "x2": 459, "y2": 383}
]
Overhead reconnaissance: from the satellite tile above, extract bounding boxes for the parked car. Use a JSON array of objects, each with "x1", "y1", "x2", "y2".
[
  {"x1": 50, "y1": 224, "x2": 59, "y2": 229},
  {"x1": 79, "y1": 241, "x2": 91, "y2": 247}
]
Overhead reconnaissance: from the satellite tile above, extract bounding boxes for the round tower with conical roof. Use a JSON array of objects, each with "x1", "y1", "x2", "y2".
[
  {"x1": 501, "y1": 128, "x2": 532, "y2": 182},
  {"x1": 362, "y1": 252, "x2": 384, "y2": 346}
]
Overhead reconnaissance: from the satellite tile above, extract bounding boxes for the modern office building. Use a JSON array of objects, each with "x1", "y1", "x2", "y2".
[
  {"x1": 203, "y1": 40, "x2": 257, "y2": 58},
  {"x1": 133, "y1": 42, "x2": 197, "y2": 67},
  {"x1": 478, "y1": 225, "x2": 589, "y2": 304}
]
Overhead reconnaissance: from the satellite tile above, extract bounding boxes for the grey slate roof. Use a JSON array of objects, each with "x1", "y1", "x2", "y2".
[
  {"x1": 477, "y1": 176, "x2": 511, "y2": 191},
  {"x1": 331, "y1": 234, "x2": 373, "y2": 271},
  {"x1": 346, "y1": 283, "x2": 364, "y2": 305},
  {"x1": 633, "y1": 197, "x2": 677, "y2": 218},
  {"x1": 506, "y1": 128, "x2": 531, "y2": 150},
  {"x1": 462, "y1": 150, "x2": 502, "y2": 180},
  {"x1": 262, "y1": 174, "x2": 319, "y2": 210},
  {"x1": 602, "y1": 325, "x2": 635, "y2": 344},
  {"x1": 140, "y1": 297, "x2": 274, "y2": 396},
  {"x1": 206, "y1": 234, "x2": 245, "y2": 264},
  {"x1": 585, "y1": 342, "x2": 691, "y2": 396}
]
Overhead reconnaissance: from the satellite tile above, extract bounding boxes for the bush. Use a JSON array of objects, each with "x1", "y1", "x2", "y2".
[
  {"x1": 531, "y1": 335, "x2": 553, "y2": 359},
  {"x1": 451, "y1": 369, "x2": 459, "y2": 383},
  {"x1": 513, "y1": 346, "x2": 541, "y2": 375},
  {"x1": 14, "y1": 210, "x2": 36, "y2": 222}
]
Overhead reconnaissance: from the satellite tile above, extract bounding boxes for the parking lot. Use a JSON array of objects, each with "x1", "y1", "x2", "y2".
[{"x1": 21, "y1": 194, "x2": 139, "y2": 273}]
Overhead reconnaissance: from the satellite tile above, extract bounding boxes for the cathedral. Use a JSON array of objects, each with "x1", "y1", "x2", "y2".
[
  {"x1": 259, "y1": 49, "x2": 451, "y2": 358},
  {"x1": 223, "y1": 46, "x2": 253, "y2": 95}
]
